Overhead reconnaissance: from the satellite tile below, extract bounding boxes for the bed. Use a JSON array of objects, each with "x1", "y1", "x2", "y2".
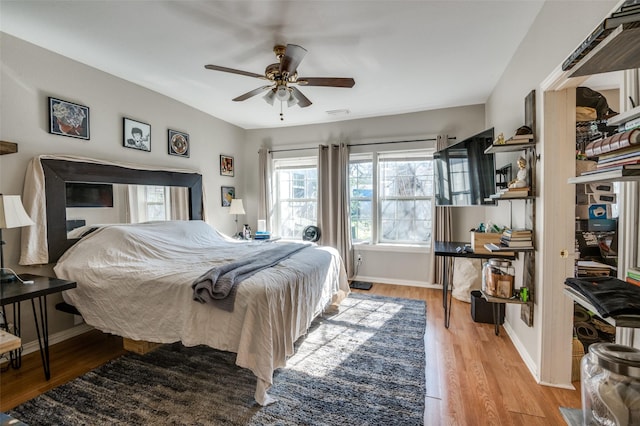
[{"x1": 20, "y1": 156, "x2": 350, "y2": 405}]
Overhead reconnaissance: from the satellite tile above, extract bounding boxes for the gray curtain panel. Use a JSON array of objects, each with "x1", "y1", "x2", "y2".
[
  {"x1": 434, "y1": 135, "x2": 453, "y2": 287},
  {"x1": 318, "y1": 143, "x2": 353, "y2": 278},
  {"x1": 257, "y1": 147, "x2": 273, "y2": 232}
]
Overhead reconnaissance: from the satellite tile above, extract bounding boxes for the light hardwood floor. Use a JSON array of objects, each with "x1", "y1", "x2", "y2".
[{"x1": 0, "y1": 284, "x2": 581, "y2": 424}]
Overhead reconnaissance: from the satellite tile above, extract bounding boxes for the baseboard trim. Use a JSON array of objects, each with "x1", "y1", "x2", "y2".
[
  {"x1": 353, "y1": 275, "x2": 439, "y2": 289},
  {"x1": 502, "y1": 320, "x2": 539, "y2": 382},
  {"x1": 1, "y1": 323, "x2": 93, "y2": 361}
]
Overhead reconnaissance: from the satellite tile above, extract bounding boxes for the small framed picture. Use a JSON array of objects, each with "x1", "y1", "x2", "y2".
[
  {"x1": 48, "y1": 97, "x2": 90, "y2": 140},
  {"x1": 123, "y1": 117, "x2": 151, "y2": 152},
  {"x1": 168, "y1": 129, "x2": 189, "y2": 157},
  {"x1": 220, "y1": 154, "x2": 234, "y2": 177},
  {"x1": 221, "y1": 186, "x2": 235, "y2": 207}
]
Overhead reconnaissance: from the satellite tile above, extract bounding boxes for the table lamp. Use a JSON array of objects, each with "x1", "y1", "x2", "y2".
[
  {"x1": 0, "y1": 195, "x2": 35, "y2": 283},
  {"x1": 228, "y1": 198, "x2": 245, "y2": 238}
]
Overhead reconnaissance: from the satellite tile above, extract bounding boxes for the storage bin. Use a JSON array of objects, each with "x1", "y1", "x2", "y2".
[
  {"x1": 482, "y1": 259, "x2": 515, "y2": 298},
  {"x1": 470, "y1": 232, "x2": 501, "y2": 255},
  {"x1": 470, "y1": 290, "x2": 505, "y2": 324}
]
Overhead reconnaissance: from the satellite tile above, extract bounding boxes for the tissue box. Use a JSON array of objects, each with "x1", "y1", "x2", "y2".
[{"x1": 589, "y1": 204, "x2": 613, "y2": 219}]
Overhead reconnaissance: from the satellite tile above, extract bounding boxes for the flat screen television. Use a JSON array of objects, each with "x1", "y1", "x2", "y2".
[
  {"x1": 434, "y1": 128, "x2": 496, "y2": 206},
  {"x1": 65, "y1": 182, "x2": 114, "y2": 208}
]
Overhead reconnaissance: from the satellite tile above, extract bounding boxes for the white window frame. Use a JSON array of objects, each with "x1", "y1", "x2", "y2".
[
  {"x1": 349, "y1": 148, "x2": 434, "y2": 247},
  {"x1": 272, "y1": 156, "x2": 318, "y2": 239}
]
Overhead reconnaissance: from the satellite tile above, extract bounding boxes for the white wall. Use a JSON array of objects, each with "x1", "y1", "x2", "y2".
[
  {"x1": 242, "y1": 104, "x2": 486, "y2": 285},
  {"x1": 485, "y1": 0, "x2": 619, "y2": 384},
  {"x1": 0, "y1": 33, "x2": 246, "y2": 342}
]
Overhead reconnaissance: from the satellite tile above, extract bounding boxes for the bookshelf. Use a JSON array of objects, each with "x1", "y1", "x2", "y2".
[{"x1": 568, "y1": 165, "x2": 640, "y2": 184}]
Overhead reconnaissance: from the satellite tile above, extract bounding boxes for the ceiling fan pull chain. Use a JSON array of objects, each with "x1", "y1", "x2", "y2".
[{"x1": 280, "y1": 101, "x2": 284, "y2": 121}]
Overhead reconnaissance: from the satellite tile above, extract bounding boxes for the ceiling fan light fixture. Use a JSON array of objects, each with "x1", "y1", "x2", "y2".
[
  {"x1": 263, "y1": 90, "x2": 276, "y2": 105},
  {"x1": 275, "y1": 85, "x2": 290, "y2": 102},
  {"x1": 287, "y1": 94, "x2": 299, "y2": 107}
]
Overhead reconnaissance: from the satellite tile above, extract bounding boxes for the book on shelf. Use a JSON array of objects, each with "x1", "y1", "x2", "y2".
[
  {"x1": 628, "y1": 267, "x2": 640, "y2": 281},
  {"x1": 580, "y1": 163, "x2": 640, "y2": 175},
  {"x1": 596, "y1": 156, "x2": 640, "y2": 169},
  {"x1": 502, "y1": 228, "x2": 532, "y2": 237},
  {"x1": 585, "y1": 129, "x2": 640, "y2": 158},
  {"x1": 576, "y1": 260, "x2": 615, "y2": 277},
  {"x1": 499, "y1": 239, "x2": 533, "y2": 248},
  {"x1": 627, "y1": 276, "x2": 640, "y2": 287},
  {"x1": 597, "y1": 144, "x2": 640, "y2": 162},
  {"x1": 485, "y1": 242, "x2": 531, "y2": 252},
  {"x1": 619, "y1": 116, "x2": 640, "y2": 132},
  {"x1": 504, "y1": 134, "x2": 534, "y2": 144}
]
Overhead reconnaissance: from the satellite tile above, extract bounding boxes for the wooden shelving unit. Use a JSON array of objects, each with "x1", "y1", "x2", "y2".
[
  {"x1": 484, "y1": 142, "x2": 535, "y2": 155},
  {"x1": 0, "y1": 141, "x2": 18, "y2": 155},
  {"x1": 568, "y1": 166, "x2": 640, "y2": 184}
]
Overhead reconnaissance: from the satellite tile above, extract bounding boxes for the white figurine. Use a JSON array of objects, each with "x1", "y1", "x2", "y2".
[{"x1": 509, "y1": 156, "x2": 528, "y2": 188}]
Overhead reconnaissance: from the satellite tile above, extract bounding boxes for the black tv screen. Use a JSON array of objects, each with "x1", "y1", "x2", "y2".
[
  {"x1": 434, "y1": 128, "x2": 496, "y2": 206},
  {"x1": 65, "y1": 182, "x2": 114, "y2": 208}
]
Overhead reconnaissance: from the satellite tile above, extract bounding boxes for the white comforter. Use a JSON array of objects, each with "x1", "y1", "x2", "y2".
[{"x1": 54, "y1": 220, "x2": 349, "y2": 405}]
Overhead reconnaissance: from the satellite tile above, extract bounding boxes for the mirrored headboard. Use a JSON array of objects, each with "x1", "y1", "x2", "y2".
[{"x1": 42, "y1": 159, "x2": 203, "y2": 262}]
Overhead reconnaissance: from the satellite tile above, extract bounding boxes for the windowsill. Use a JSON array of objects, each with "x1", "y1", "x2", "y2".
[{"x1": 353, "y1": 242, "x2": 430, "y2": 254}]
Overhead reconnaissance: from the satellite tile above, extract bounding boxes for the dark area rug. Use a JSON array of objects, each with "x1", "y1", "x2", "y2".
[{"x1": 9, "y1": 293, "x2": 426, "y2": 425}]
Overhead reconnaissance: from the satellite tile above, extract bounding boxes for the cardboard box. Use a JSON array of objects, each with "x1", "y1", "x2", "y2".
[
  {"x1": 576, "y1": 160, "x2": 597, "y2": 176},
  {"x1": 588, "y1": 193, "x2": 617, "y2": 204},
  {"x1": 470, "y1": 232, "x2": 501, "y2": 255},
  {"x1": 589, "y1": 204, "x2": 613, "y2": 219},
  {"x1": 588, "y1": 219, "x2": 617, "y2": 231}
]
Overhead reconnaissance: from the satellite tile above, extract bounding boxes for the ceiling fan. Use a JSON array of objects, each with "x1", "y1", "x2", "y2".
[{"x1": 205, "y1": 44, "x2": 355, "y2": 119}]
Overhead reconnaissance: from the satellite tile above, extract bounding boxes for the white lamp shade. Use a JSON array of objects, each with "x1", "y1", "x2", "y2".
[
  {"x1": 275, "y1": 86, "x2": 290, "y2": 101},
  {"x1": 0, "y1": 195, "x2": 35, "y2": 229},
  {"x1": 228, "y1": 198, "x2": 245, "y2": 215},
  {"x1": 263, "y1": 90, "x2": 276, "y2": 106}
]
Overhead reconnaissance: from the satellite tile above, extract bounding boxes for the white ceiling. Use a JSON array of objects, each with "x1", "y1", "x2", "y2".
[{"x1": 0, "y1": 0, "x2": 547, "y2": 130}]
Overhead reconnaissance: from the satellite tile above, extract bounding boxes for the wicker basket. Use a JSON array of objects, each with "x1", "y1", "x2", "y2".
[{"x1": 572, "y1": 337, "x2": 585, "y2": 382}]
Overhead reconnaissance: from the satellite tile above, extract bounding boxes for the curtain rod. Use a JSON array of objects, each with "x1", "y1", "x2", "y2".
[{"x1": 267, "y1": 136, "x2": 455, "y2": 154}]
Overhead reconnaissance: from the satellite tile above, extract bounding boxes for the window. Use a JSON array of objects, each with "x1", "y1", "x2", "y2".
[
  {"x1": 273, "y1": 157, "x2": 318, "y2": 239},
  {"x1": 350, "y1": 149, "x2": 434, "y2": 246},
  {"x1": 129, "y1": 185, "x2": 171, "y2": 223}
]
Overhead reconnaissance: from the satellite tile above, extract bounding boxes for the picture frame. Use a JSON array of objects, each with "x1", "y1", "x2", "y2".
[
  {"x1": 168, "y1": 129, "x2": 190, "y2": 157},
  {"x1": 48, "y1": 97, "x2": 90, "y2": 140},
  {"x1": 221, "y1": 186, "x2": 235, "y2": 207},
  {"x1": 220, "y1": 154, "x2": 234, "y2": 177},
  {"x1": 123, "y1": 117, "x2": 151, "y2": 152}
]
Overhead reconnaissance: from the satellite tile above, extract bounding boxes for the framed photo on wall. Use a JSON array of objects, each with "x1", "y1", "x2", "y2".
[
  {"x1": 123, "y1": 117, "x2": 151, "y2": 152},
  {"x1": 168, "y1": 129, "x2": 189, "y2": 157},
  {"x1": 220, "y1": 154, "x2": 234, "y2": 177},
  {"x1": 48, "y1": 97, "x2": 90, "y2": 140},
  {"x1": 221, "y1": 186, "x2": 235, "y2": 207}
]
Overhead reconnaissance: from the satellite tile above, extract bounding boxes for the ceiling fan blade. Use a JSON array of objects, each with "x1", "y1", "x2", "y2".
[
  {"x1": 291, "y1": 87, "x2": 312, "y2": 108},
  {"x1": 280, "y1": 44, "x2": 307, "y2": 76},
  {"x1": 205, "y1": 64, "x2": 265, "y2": 79},
  {"x1": 297, "y1": 77, "x2": 355, "y2": 88},
  {"x1": 232, "y1": 86, "x2": 272, "y2": 102}
]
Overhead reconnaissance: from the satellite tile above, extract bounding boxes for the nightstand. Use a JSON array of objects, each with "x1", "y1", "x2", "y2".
[{"x1": 0, "y1": 274, "x2": 76, "y2": 380}]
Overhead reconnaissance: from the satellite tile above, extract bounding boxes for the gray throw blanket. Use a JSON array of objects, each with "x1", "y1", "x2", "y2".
[{"x1": 192, "y1": 243, "x2": 309, "y2": 312}]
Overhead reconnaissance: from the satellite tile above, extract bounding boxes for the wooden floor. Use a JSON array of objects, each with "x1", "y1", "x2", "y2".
[{"x1": 0, "y1": 284, "x2": 581, "y2": 424}]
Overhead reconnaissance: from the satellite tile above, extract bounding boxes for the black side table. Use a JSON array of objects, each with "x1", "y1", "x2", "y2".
[{"x1": 0, "y1": 274, "x2": 76, "y2": 380}]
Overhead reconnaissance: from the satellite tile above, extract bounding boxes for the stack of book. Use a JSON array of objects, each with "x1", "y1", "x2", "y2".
[
  {"x1": 253, "y1": 231, "x2": 271, "y2": 240},
  {"x1": 628, "y1": 267, "x2": 640, "y2": 287},
  {"x1": 575, "y1": 260, "x2": 615, "y2": 278},
  {"x1": 489, "y1": 186, "x2": 530, "y2": 199},
  {"x1": 484, "y1": 228, "x2": 533, "y2": 252},
  {"x1": 584, "y1": 128, "x2": 640, "y2": 172},
  {"x1": 504, "y1": 133, "x2": 534, "y2": 144},
  {"x1": 500, "y1": 228, "x2": 533, "y2": 249}
]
